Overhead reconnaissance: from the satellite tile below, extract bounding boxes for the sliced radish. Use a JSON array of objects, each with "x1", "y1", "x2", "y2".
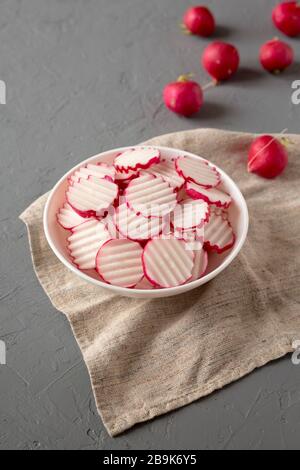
[
  {"x1": 134, "y1": 276, "x2": 154, "y2": 290},
  {"x1": 210, "y1": 205, "x2": 229, "y2": 219},
  {"x1": 146, "y1": 158, "x2": 185, "y2": 190},
  {"x1": 115, "y1": 169, "x2": 138, "y2": 183},
  {"x1": 142, "y1": 238, "x2": 194, "y2": 288},
  {"x1": 204, "y1": 212, "x2": 235, "y2": 254},
  {"x1": 125, "y1": 174, "x2": 177, "y2": 217},
  {"x1": 185, "y1": 181, "x2": 232, "y2": 208},
  {"x1": 174, "y1": 226, "x2": 204, "y2": 252},
  {"x1": 57, "y1": 202, "x2": 93, "y2": 230},
  {"x1": 173, "y1": 198, "x2": 209, "y2": 232},
  {"x1": 96, "y1": 239, "x2": 143, "y2": 287},
  {"x1": 66, "y1": 175, "x2": 118, "y2": 217},
  {"x1": 176, "y1": 156, "x2": 220, "y2": 188},
  {"x1": 68, "y1": 219, "x2": 110, "y2": 269},
  {"x1": 190, "y1": 249, "x2": 208, "y2": 281},
  {"x1": 114, "y1": 147, "x2": 160, "y2": 173},
  {"x1": 114, "y1": 203, "x2": 165, "y2": 240},
  {"x1": 69, "y1": 162, "x2": 115, "y2": 183}
]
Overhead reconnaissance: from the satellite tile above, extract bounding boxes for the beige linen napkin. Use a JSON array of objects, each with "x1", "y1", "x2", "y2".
[{"x1": 20, "y1": 129, "x2": 300, "y2": 437}]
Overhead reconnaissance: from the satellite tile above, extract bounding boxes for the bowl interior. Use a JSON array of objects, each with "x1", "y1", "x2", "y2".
[{"x1": 44, "y1": 146, "x2": 248, "y2": 298}]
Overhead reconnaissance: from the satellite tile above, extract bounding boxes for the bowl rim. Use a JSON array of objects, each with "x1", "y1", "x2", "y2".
[{"x1": 43, "y1": 145, "x2": 249, "y2": 297}]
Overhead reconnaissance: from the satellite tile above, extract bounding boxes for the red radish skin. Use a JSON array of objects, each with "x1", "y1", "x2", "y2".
[
  {"x1": 248, "y1": 135, "x2": 289, "y2": 179},
  {"x1": 183, "y1": 6, "x2": 215, "y2": 37},
  {"x1": 260, "y1": 39, "x2": 294, "y2": 73},
  {"x1": 202, "y1": 41, "x2": 240, "y2": 81},
  {"x1": 272, "y1": 2, "x2": 300, "y2": 37},
  {"x1": 163, "y1": 77, "x2": 203, "y2": 117}
]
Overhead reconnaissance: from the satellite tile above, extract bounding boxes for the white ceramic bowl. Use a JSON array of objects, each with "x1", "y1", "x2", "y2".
[{"x1": 43, "y1": 146, "x2": 249, "y2": 298}]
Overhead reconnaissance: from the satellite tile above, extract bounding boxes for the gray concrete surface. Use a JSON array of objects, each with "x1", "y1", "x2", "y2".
[{"x1": 0, "y1": 0, "x2": 300, "y2": 450}]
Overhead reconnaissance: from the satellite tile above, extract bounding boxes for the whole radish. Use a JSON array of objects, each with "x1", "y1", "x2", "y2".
[
  {"x1": 183, "y1": 5, "x2": 215, "y2": 37},
  {"x1": 272, "y1": 1, "x2": 300, "y2": 37},
  {"x1": 248, "y1": 135, "x2": 288, "y2": 179},
  {"x1": 260, "y1": 38, "x2": 294, "y2": 73},
  {"x1": 202, "y1": 41, "x2": 240, "y2": 81},
  {"x1": 163, "y1": 75, "x2": 203, "y2": 117}
]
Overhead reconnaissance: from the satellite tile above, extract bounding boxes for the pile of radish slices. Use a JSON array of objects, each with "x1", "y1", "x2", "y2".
[{"x1": 57, "y1": 147, "x2": 235, "y2": 289}]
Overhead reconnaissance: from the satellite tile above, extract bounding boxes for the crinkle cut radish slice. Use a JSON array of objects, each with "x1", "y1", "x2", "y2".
[
  {"x1": 114, "y1": 204, "x2": 165, "y2": 240},
  {"x1": 67, "y1": 175, "x2": 118, "y2": 217},
  {"x1": 146, "y1": 158, "x2": 185, "y2": 190},
  {"x1": 210, "y1": 205, "x2": 229, "y2": 219},
  {"x1": 69, "y1": 162, "x2": 115, "y2": 183},
  {"x1": 204, "y1": 212, "x2": 235, "y2": 254},
  {"x1": 96, "y1": 239, "x2": 144, "y2": 288},
  {"x1": 176, "y1": 156, "x2": 221, "y2": 188},
  {"x1": 125, "y1": 174, "x2": 177, "y2": 217},
  {"x1": 190, "y1": 249, "x2": 208, "y2": 282},
  {"x1": 185, "y1": 181, "x2": 232, "y2": 208},
  {"x1": 134, "y1": 276, "x2": 154, "y2": 290},
  {"x1": 173, "y1": 198, "x2": 209, "y2": 232},
  {"x1": 115, "y1": 169, "x2": 138, "y2": 182},
  {"x1": 114, "y1": 147, "x2": 160, "y2": 172},
  {"x1": 142, "y1": 238, "x2": 194, "y2": 288},
  {"x1": 68, "y1": 219, "x2": 110, "y2": 269},
  {"x1": 57, "y1": 202, "x2": 93, "y2": 230},
  {"x1": 174, "y1": 227, "x2": 204, "y2": 252}
]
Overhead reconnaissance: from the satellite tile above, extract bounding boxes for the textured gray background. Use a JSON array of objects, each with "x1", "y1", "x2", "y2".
[{"x1": 0, "y1": 0, "x2": 300, "y2": 450}]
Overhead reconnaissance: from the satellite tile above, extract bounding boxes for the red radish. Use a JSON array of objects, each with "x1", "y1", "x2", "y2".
[
  {"x1": 125, "y1": 173, "x2": 177, "y2": 218},
  {"x1": 163, "y1": 75, "x2": 203, "y2": 117},
  {"x1": 176, "y1": 156, "x2": 221, "y2": 188},
  {"x1": 96, "y1": 239, "x2": 144, "y2": 287},
  {"x1": 172, "y1": 198, "x2": 209, "y2": 232},
  {"x1": 66, "y1": 175, "x2": 118, "y2": 217},
  {"x1": 57, "y1": 202, "x2": 94, "y2": 230},
  {"x1": 185, "y1": 181, "x2": 232, "y2": 208},
  {"x1": 204, "y1": 212, "x2": 235, "y2": 254},
  {"x1": 260, "y1": 38, "x2": 294, "y2": 73},
  {"x1": 68, "y1": 219, "x2": 110, "y2": 269},
  {"x1": 272, "y1": 2, "x2": 300, "y2": 37},
  {"x1": 69, "y1": 162, "x2": 116, "y2": 184},
  {"x1": 183, "y1": 6, "x2": 215, "y2": 37},
  {"x1": 114, "y1": 203, "x2": 165, "y2": 240},
  {"x1": 114, "y1": 147, "x2": 160, "y2": 173},
  {"x1": 202, "y1": 41, "x2": 240, "y2": 81},
  {"x1": 248, "y1": 135, "x2": 288, "y2": 179},
  {"x1": 190, "y1": 249, "x2": 208, "y2": 281},
  {"x1": 142, "y1": 238, "x2": 194, "y2": 288},
  {"x1": 145, "y1": 158, "x2": 185, "y2": 190}
]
